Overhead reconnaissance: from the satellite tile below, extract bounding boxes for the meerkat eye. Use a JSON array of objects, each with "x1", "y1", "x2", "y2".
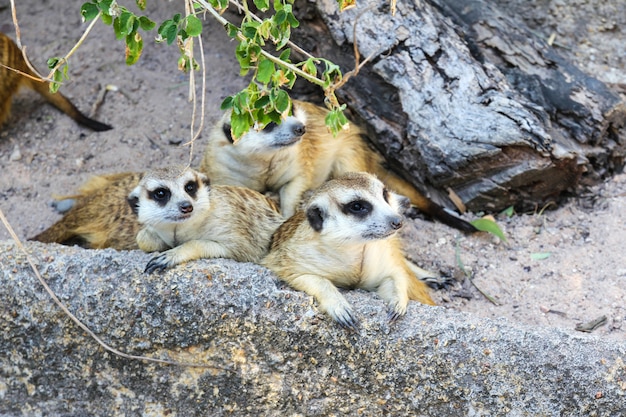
[
  {"x1": 343, "y1": 200, "x2": 372, "y2": 217},
  {"x1": 184, "y1": 181, "x2": 198, "y2": 198},
  {"x1": 263, "y1": 122, "x2": 278, "y2": 133},
  {"x1": 149, "y1": 187, "x2": 171, "y2": 206}
]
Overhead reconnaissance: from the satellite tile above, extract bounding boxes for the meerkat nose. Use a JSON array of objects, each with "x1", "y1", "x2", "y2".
[
  {"x1": 293, "y1": 123, "x2": 306, "y2": 137},
  {"x1": 390, "y1": 216, "x2": 403, "y2": 230},
  {"x1": 179, "y1": 201, "x2": 194, "y2": 214}
]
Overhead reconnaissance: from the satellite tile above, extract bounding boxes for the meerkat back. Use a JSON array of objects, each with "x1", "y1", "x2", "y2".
[
  {"x1": 31, "y1": 172, "x2": 142, "y2": 249},
  {"x1": 0, "y1": 32, "x2": 112, "y2": 131}
]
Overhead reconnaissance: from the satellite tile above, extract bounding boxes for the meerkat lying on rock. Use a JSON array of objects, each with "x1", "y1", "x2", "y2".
[
  {"x1": 32, "y1": 166, "x2": 284, "y2": 273},
  {"x1": 262, "y1": 172, "x2": 435, "y2": 330},
  {"x1": 128, "y1": 166, "x2": 284, "y2": 273}
]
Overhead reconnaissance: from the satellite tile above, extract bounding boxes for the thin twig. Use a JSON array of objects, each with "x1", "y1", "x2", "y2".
[
  {"x1": 46, "y1": 10, "x2": 102, "y2": 80},
  {"x1": 331, "y1": 5, "x2": 381, "y2": 92},
  {"x1": 195, "y1": 0, "x2": 326, "y2": 87},
  {"x1": 0, "y1": 208, "x2": 233, "y2": 372},
  {"x1": 454, "y1": 236, "x2": 500, "y2": 305},
  {"x1": 227, "y1": 0, "x2": 316, "y2": 60}
]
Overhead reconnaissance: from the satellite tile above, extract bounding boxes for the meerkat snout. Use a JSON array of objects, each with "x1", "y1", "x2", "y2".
[
  {"x1": 292, "y1": 122, "x2": 306, "y2": 137},
  {"x1": 178, "y1": 201, "x2": 193, "y2": 214},
  {"x1": 389, "y1": 215, "x2": 403, "y2": 230}
]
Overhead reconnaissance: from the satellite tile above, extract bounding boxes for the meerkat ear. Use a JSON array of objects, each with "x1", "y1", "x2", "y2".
[
  {"x1": 198, "y1": 172, "x2": 211, "y2": 188},
  {"x1": 306, "y1": 205, "x2": 325, "y2": 232},
  {"x1": 222, "y1": 123, "x2": 234, "y2": 143},
  {"x1": 127, "y1": 187, "x2": 141, "y2": 216}
]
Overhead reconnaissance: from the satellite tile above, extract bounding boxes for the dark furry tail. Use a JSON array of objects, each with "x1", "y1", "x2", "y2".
[{"x1": 31, "y1": 80, "x2": 113, "y2": 131}]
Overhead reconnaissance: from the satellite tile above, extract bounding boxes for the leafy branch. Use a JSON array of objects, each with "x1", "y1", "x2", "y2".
[{"x1": 65, "y1": 0, "x2": 364, "y2": 140}]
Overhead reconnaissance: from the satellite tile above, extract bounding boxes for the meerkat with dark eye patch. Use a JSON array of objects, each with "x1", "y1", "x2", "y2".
[
  {"x1": 127, "y1": 165, "x2": 284, "y2": 273},
  {"x1": 31, "y1": 166, "x2": 284, "y2": 264},
  {"x1": 0, "y1": 32, "x2": 112, "y2": 131},
  {"x1": 200, "y1": 99, "x2": 475, "y2": 234},
  {"x1": 262, "y1": 172, "x2": 435, "y2": 330}
]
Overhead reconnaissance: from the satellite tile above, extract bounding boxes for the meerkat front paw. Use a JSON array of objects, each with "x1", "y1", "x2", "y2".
[
  {"x1": 386, "y1": 300, "x2": 408, "y2": 324},
  {"x1": 144, "y1": 251, "x2": 177, "y2": 274},
  {"x1": 322, "y1": 300, "x2": 360, "y2": 331}
]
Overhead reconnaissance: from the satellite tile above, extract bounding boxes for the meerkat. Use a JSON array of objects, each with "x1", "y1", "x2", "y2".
[
  {"x1": 200, "y1": 99, "x2": 476, "y2": 233},
  {"x1": 127, "y1": 166, "x2": 285, "y2": 273},
  {"x1": 0, "y1": 32, "x2": 111, "y2": 131},
  {"x1": 31, "y1": 171, "x2": 142, "y2": 249},
  {"x1": 262, "y1": 172, "x2": 436, "y2": 330}
]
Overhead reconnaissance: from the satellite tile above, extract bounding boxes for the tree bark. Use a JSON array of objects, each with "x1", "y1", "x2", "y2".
[{"x1": 293, "y1": 0, "x2": 626, "y2": 212}]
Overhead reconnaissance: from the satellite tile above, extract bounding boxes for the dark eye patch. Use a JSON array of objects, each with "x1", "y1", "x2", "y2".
[
  {"x1": 263, "y1": 122, "x2": 278, "y2": 133},
  {"x1": 184, "y1": 181, "x2": 198, "y2": 198},
  {"x1": 342, "y1": 200, "x2": 372, "y2": 217},
  {"x1": 149, "y1": 187, "x2": 171, "y2": 206}
]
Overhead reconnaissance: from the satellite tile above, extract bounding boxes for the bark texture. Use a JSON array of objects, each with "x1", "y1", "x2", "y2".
[{"x1": 295, "y1": 0, "x2": 626, "y2": 212}]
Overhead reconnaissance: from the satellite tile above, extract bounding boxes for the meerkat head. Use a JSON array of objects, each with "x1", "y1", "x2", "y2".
[
  {"x1": 218, "y1": 104, "x2": 307, "y2": 154},
  {"x1": 127, "y1": 166, "x2": 211, "y2": 226},
  {"x1": 304, "y1": 172, "x2": 410, "y2": 243}
]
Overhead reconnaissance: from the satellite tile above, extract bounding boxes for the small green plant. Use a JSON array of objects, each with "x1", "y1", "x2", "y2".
[{"x1": 63, "y1": 0, "x2": 354, "y2": 139}]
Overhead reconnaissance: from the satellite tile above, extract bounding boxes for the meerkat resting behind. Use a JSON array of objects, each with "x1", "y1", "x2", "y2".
[
  {"x1": 128, "y1": 166, "x2": 284, "y2": 273},
  {"x1": 262, "y1": 172, "x2": 435, "y2": 330},
  {"x1": 0, "y1": 32, "x2": 111, "y2": 131},
  {"x1": 201, "y1": 99, "x2": 475, "y2": 233},
  {"x1": 31, "y1": 171, "x2": 142, "y2": 249}
]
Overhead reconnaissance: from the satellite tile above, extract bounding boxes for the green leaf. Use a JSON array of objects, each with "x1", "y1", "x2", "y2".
[
  {"x1": 530, "y1": 252, "x2": 551, "y2": 260},
  {"x1": 125, "y1": 32, "x2": 143, "y2": 65},
  {"x1": 500, "y1": 206, "x2": 515, "y2": 217},
  {"x1": 256, "y1": 58, "x2": 275, "y2": 84},
  {"x1": 286, "y1": 12, "x2": 299, "y2": 28},
  {"x1": 253, "y1": 0, "x2": 270, "y2": 11},
  {"x1": 303, "y1": 58, "x2": 317, "y2": 76},
  {"x1": 230, "y1": 112, "x2": 252, "y2": 140},
  {"x1": 278, "y1": 48, "x2": 291, "y2": 62},
  {"x1": 225, "y1": 23, "x2": 239, "y2": 38},
  {"x1": 81, "y1": 3, "x2": 100, "y2": 21},
  {"x1": 254, "y1": 95, "x2": 271, "y2": 109},
  {"x1": 273, "y1": 89, "x2": 290, "y2": 113},
  {"x1": 185, "y1": 15, "x2": 203, "y2": 36},
  {"x1": 274, "y1": 10, "x2": 287, "y2": 25},
  {"x1": 138, "y1": 16, "x2": 156, "y2": 31},
  {"x1": 220, "y1": 96, "x2": 234, "y2": 110},
  {"x1": 135, "y1": 0, "x2": 146, "y2": 10},
  {"x1": 241, "y1": 21, "x2": 260, "y2": 40},
  {"x1": 325, "y1": 106, "x2": 349, "y2": 136},
  {"x1": 470, "y1": 218, "x2": 507, "y2": 242},
  {"x1": 158, "y1": 20, "x2": 178, "y2": 45}
]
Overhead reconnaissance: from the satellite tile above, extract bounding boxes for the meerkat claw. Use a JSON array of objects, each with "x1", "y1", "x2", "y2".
[{"x1": 144, "y1": 254, "x2": 170, "y2": 274}]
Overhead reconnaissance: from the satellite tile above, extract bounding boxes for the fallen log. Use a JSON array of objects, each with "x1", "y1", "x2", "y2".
[{"x1": 293, "y1": 0, "x2": 626, "y2": 213}]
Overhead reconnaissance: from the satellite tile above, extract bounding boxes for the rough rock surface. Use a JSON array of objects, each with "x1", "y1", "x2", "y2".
[{"x1": 1, "y1": 240, "x2": 624, "y2": 416}]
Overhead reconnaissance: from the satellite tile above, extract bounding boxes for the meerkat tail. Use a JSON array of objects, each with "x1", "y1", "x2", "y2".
[
  {"x1": 407, "y1": 275, "x2": 436, "y2": 306},
  {"x1": 29, "y1": 80, "x2": 112, "y2": 131},
  {"x1": 374, "y1": 167, "x2": 477, "y2": 233}
]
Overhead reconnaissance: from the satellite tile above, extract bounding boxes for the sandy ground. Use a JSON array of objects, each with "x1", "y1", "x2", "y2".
[{"x1": 0, "y1": 1, "x2": 624, "y2": 341}]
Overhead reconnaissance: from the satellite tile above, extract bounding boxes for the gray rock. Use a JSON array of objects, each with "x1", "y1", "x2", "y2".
[{"x1": 1, "y1": 240, "x2": 624, "y2": 416}]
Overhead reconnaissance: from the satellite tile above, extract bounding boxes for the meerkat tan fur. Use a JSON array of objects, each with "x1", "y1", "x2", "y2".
[
  {"x1": 127, "y1": 166, "x2": 284, "y2": 273},
  {"x1": 31, "y1": 172, "x2": 141, "y2": 249},
  {"x1": 262, "y1": 172, "x2": 435, "y2": 329},
  {"x1": 200, "y1": 99, "x2": 475, "y2": 233},
  {"x1": 0, "y1": 32, "x2": 111, "y2": 131}
]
